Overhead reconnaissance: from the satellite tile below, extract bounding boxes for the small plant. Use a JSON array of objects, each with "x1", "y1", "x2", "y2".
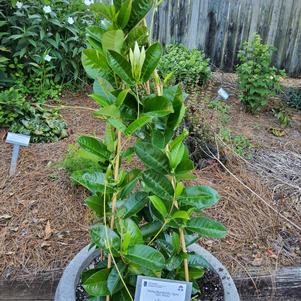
[
  {"x1": 273, "y1": 108, "x2": 291, "y2": 128},
  {"x1": 237, "y1": 34, "x2": 285, "y2": 113},
  {"x1": 158, "y1": 44, "x2": 211, "y2": 86},
  {"x1": 0, "y1": 88, "x2": 67, "y2": 142},
  {"x1": 283, "y1": 87, "x2": 301, "y2": 110},
  {"x1": 208, "y1": 99, "x2": 230, "y2": 125},
  {"x1": 220, "y1": 128, "x2": 254, "y2": 159},
  {"x1": 68, "y1": 1, "x2": 227, "y2": 300}
]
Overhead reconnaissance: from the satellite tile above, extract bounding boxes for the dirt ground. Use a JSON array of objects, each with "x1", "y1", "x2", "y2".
[{"x1": 0, "y1": 73, "x2": 300, "y2": 281}]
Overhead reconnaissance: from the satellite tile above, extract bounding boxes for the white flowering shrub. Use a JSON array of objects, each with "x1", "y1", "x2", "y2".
[{"x1": 0, "y1": 0, "x2": 96, "y2": 93}]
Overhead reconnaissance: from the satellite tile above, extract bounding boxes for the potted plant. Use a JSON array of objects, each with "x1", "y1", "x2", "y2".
[{"x1": 56, "y1": 0, "x2": 240, "y2": 300}]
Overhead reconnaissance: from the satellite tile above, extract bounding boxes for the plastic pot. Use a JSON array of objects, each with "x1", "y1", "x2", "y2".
[{"x1": 55, "y1": 244, "x2": 240, "y2": 301}]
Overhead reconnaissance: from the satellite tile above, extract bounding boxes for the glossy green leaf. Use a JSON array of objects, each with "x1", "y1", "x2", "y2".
[
  {"x1": 90, "y1": 3, "x2": 114, "y2": 21},
  {"x1": 166, "y1": 254, "x2": 183, "y2": 271},
  {"x1": 85, "y1": 194, "x2": 105, "y2": 217},
  {"x1": 149, "y1": 195, "x2": 168, "y2": 218},
  {"x1": 171, "y1": 210, "x2": 190, "y2": 220},
  {"x1": 125, "y1": 115, "x2": 151, "y2": 136},
  {"x1": 83, "y1": 268, "x2": 110, "y2": 297},
  {"x1": 121, "y1": 192, "x2": 148, "y2": 218},
  {"x1": 126, "y1": 23, "x2": 149, "y2": 49},
  {"x1": 151, "y1": 129, "x2": 165, "y2": 149},
  {"x1": 77, "y1": 136, "x2": 110, "y2": 159},
  {"x1": 141, "y1": 43, "x2": 162, "y2": 82},
  {"x1": 108, "y1": 118, "x2": 126, "y2": 132},
  {"x1": 71, "y1": 172, "x2": 110, "y2": 194},
  {"x1": 186, "y1": 216, "x2": 227, "y2": 238},
  {"x1": 141, "y1": 221, "x2": 162, "y2": 238},
  {"x1": 179, "y1": 186, "x2": 220, "y2": 211},
  {"x1": 107, "y1": 262, "x2": 126, "y2": 294},
  {"x1": 93, "y1": 78, "x2": 115, "y2": 104},
  {"x1": 105, "y1": 123, "x2": 115, "y2": 152},
  {"x1": 119, "y1": 169, "x2": 141, "y2": 200},
  {"x1": 107, "y1": 51, "x2": 134, "y2": 85},
  {"x1": 102, "y1": 30, "x2": 124, "y2": 53},
  {"x1": 112, "y1": 288, "x2": 133, "y2": 301},
  {"x1": 125, "y1": 0, "x2": 153, "y2": 31},
  {"x1": 95, "y1": 104, "x2": 120, "y2": 119},
  {"x1": 135, "y1": 141, "x2": 169, "y2": 174},
  {"x1": 179, "y1": 267, "x2": 204, "y2": 280},
  {"x1": 125, "y1": 244, "x2": 165, "y2": 272},
  {"x1": 175, "y1": 147, "x2": 194, "y2": 180},
  {"x1": 90, "y1": 224, "x2": 121, "y2": 252},
  {"x1": 117, "y1": 0, "x2": 132, "y2": 29},
  {"x1": 115, "y1": 89, "x2": 130, "y2": 108},
  {"x1": 143, "y1": 95, "x2": 174, "y2": 117},
  {"x1": 188, "y1": 254, "x2": 209, "y2": 269},
  {"x1": 142, "y1": 169, "x2": 174, "y2": 203}
]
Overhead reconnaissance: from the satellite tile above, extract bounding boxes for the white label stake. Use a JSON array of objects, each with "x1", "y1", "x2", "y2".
[{"x1": 6, "y1": 132, "x2": 30, "y2": 176}]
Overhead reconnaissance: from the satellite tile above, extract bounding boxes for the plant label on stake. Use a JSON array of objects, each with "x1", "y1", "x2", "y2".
[
  {"x1": 217, "y1": 87, "x2": 230, "y2": 100},
  {"x1": 6, "y1": 132, "x2": 30, "y2": 176},
  {"x1": 134, "y1": 276, "x2": 192, "y2": 301}
]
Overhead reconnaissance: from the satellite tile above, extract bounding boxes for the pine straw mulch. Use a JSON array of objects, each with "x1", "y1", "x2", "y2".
[{"x1": 0, "y1": 76, "x2": 300, "y2": 283}]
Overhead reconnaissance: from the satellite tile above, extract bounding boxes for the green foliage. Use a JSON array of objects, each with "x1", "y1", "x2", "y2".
[
  {"x1": 272, "y1": 108, "x2": 291, "y2": 128},
  {"x1": 158, "y1": 44, "x2": 211, "y2": 86},
  {"x1": 237, "y1": 34, "x2": 285, "y2": 113},
  {"x1": 0, "y1": 87, "x2": 67, "y2": 142},
  {"x1": 68, "y1": 1, "x2": 226, "y2": 299},
  {"x1": 220, "y1": 128, "x2": 254, "y2": 159},
  {"x1": 283, "y1": 87, "x2": 301, "y2": 110},
  {"x1": 0, "y1": 0, "x2": 97, "y2": 97}
]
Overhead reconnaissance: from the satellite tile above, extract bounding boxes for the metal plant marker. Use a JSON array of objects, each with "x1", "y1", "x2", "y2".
[
  {"x1": 217, "y1": 87, "x2": 230, "y2": 100},
  {"x1": 6, "y1": 132, "x2": 30, "y2": 176}
]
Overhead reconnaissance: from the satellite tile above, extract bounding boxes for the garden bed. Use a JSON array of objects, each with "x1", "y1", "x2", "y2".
[{"x1": 0, "y1": 73, "x2": 301, "y2": 299}]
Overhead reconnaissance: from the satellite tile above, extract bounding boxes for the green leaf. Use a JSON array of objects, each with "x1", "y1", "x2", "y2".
[
  {"x1": 77, "y1": 136, "x2": 110, "y2": 159},
  {"x1": 169, "y1": 129, "x2": 188, "y2": 169},
  {"x1": 112, "y1": 288, "x2": 133, "y2": 301},
  {"x1": 179, "y1": 267, "x2": 204, "y2": 280},
  {"x1": 108, "y1": 118, "x2": 126, "y2": 132},
  {"x1": 95, "y1": 104, "x2": 120, "y2": 119},
  {"x1": 119, "y1": 169, "x2": 141, "y2": 200},
  {"x1": 85, "y1": 194, "x2": 105, "y2": 217},
  {"x1": 117, "y1": 0, "x2": 132, "y2": 29},
  {"x1": 135, "y1": 141, "x2": 169, "y2": 174},
  {"x1": 107, "y1": 262, "x2": 126, "y2": 294},
  {"x1": 121, "y1": 192, "x2": 148, "y2": 218},
  {"x1": 90, "y1": 3, "x2": 114, "y2": 21},
  {"x1": 179, "y1": 186, "x2": 220, "y2": 211},
  {"x1": 175, "y1": 148, "x2": 194, "y2": 180},
  {"x1": 166, "y1": 254, "x2": 183, "y2": 271},
  {"x1": 171, "y1": 232, "x2": 180, "y2": 253},
  {"x1": 125, "y1": 115, "x2": 151, "y2": 136},
  {"x1": 102, "y1": 30, "x2": 124, "y2": 53},
  {"x1": 107, "y1": 51, "x2": 134, "y2": 85},
  {"x1": 151, "y1": 129, "x2": 165, "y2": 149},
  {"x1": 142, "y1": 169, "x2": 174, "y2": 203},
  {"x1": 71, "y1": 172, "x2": 110, "y2": 194},
  {"x1": 141, "y1": 43, "x2": 162, "y2": 82},
  {"x1": 125, "y1": 0, "x2": 153, "y2": 31},
  {"x1": 188, "y1": 254, "x2": 209, "y2": 269},
  {"x1": 186, "y1": 216, "x2": 227, "y2": 238},
  {"x1": 143, "y1": 95, "x2": 174, "y2": 117},
  {"x1": 141, "y1": 221, "x2": 162, "y2": 238},
  {"x1": 149, "y1": 195, "x2": 168, "y2": 218},
  {"x1": 93, "y1": 78, "x2": 115, "y2": 103},
  {"x1": 90, "y1": 224, "x2": 121, "y2": 253},
  {"x1": 171, "y1": 210, "x2": 190, "y2": 220},
  {"x1": 125, "y1": 244, "x2": 165, "y2": 272},
  {"x1": 83, "y1": 269, "x2": 110, "y2": 297},
  {"x1": 119, "y1": 218, "x2": 143, "y2": 252},
  {"x1": 115, "y1": 89, "x2": 130, "y2": 108},
  {"x1": 126, "y1": 23, "x2": 149, "y2": 49},
  {"x1": 105, "y1": 123, "x2": 115, "y2": 152}
]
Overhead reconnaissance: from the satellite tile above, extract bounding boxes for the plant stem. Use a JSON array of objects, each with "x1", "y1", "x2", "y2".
[
  {"x1": 135, "y1": 84, "x2": 140, "y2": 118},
  {"x1": 106, "y1": 130, "x2": 122, "y2": 301},
  {"x1": 179, "y1": 227, "x2": 189, "y2": 282}
]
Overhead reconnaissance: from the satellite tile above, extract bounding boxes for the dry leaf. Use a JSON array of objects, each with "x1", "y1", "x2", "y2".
[
  {"x1": 44, "y1": 221, "x2": 53, "y2": 240},
  {"x1": 41, "y1": 241, "x2": 51, "y2": 248},
  {"x1": 0, "y1": 214, "x2": 12, "y2": 220}
]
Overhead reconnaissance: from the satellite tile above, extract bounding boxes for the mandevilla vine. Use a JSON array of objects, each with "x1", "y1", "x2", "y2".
[{"x1": 72, "y1": 1, "x2": 227, "y2": 300}]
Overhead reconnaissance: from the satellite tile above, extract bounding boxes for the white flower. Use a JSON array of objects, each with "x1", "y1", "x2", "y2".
[
  {"x1": 44, "y1": 55, "x2": 52, "y2": 62},
  {"x1": 84, "y1": 0, "x2": 94, "y2": 5},
  {"x1": 43, "y1": 5, "x2": 52, "y2": 14},
  {"x1": 16, "y1": 1, "x2": 23, "y2": 9},
  {"x1": 67, "y1": 17, "x2": 75, "y2": 25}
]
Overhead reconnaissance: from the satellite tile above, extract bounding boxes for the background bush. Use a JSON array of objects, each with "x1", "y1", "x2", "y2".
[
  {"x1": 158, "y1": 44, "x2": 211, "y2": 86},
  {"x1": 0, "y1": 87, "x2": 67, "y2": 142},
  {"x1": 237, "y1": 34, "x2": 285, "y2": 113},
  {"x1": 0, "y1": 0, "x2": 96, "y2": 99}
]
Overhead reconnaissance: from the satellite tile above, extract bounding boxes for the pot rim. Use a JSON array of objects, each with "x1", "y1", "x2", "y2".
[{"x1": 55, "y1": 244, "x2": 240, "y2": 301}]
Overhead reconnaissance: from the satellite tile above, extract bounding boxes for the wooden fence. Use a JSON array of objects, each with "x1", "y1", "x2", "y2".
[{"x1": 149, "y1": 0, "x2": 301, "y2": 76}]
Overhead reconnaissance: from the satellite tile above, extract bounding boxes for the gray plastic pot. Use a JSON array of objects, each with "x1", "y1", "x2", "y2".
[{"x1": 55, "y1": 244, "x2": 240, "y2": 301}]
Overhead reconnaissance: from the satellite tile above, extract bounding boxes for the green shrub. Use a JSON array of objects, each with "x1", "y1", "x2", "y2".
[
  {"x1": 0, "y1": 0, "x2": 96, "y2": 95},
  {"x1": 237, "y1": 34, "x2": 285, "y2": 113},
  {"x1": 283, "y1": 87, "x2": 301, "y2": 110},
  {"x1": 158, "y1": 44, "x2": 211, "y2": 86},
  {"x1": 0, "y1": 88, "x2": 67, "y2": 142}
]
